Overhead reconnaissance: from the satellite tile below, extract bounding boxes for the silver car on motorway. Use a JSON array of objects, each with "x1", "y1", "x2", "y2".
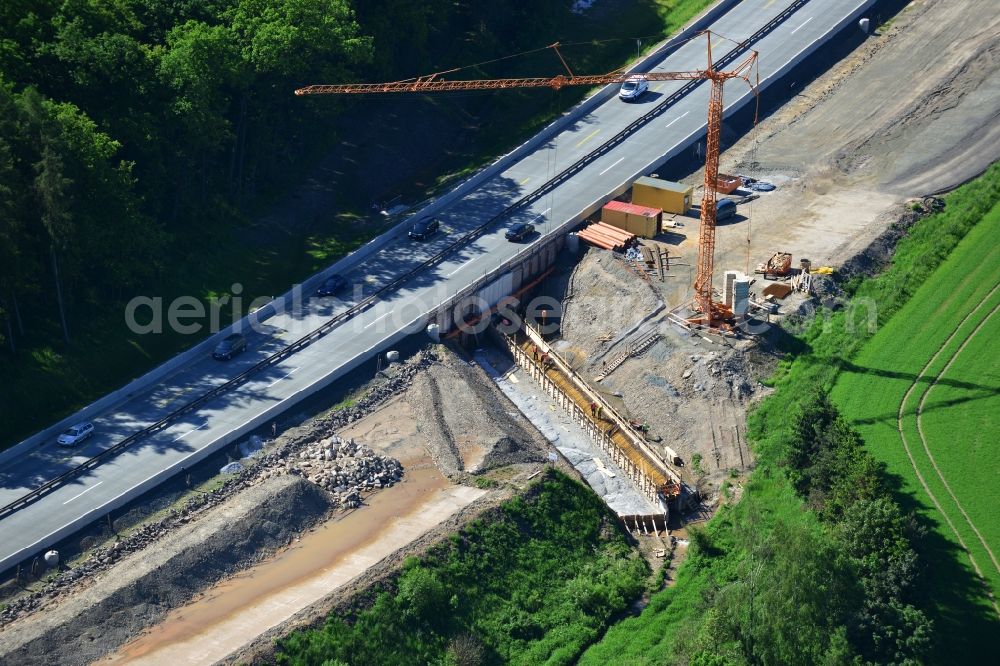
[{"x1": 57, "y1": 422, "x2": 94, "y2": 447}]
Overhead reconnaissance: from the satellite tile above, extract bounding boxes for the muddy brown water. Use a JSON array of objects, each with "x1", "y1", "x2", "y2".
[{"x1": 106, "y1": 461, "x2": 462, "y2": 664}]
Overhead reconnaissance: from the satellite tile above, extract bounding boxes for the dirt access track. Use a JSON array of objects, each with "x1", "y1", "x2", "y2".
[
  {"x1": 708, "y1": 0, "x2": 1000, "y2": 276},
  {"x1": 1, "y1": 1, "x2": 997, "y2": 663},
  {"x1": 541, "y1": 0, "x2": 1000, "y2": 500}
]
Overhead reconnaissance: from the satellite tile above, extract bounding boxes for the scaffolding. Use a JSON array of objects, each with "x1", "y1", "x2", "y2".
[{"x1": 505, "y1": 326, "x2": 684, "y2": 511}]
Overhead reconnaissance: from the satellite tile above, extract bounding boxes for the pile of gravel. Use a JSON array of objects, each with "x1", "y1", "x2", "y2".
[
  {"x1": 672, "y1": 349, "x2": 757, "y2": 402},
  {"x1": 0, "y1": 350, "x2": 440, "y2": 629}
]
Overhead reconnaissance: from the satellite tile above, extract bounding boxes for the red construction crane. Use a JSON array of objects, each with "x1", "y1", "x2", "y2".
[{"x1": 296, "y1": 31, "x2": 758, "y2": 328}]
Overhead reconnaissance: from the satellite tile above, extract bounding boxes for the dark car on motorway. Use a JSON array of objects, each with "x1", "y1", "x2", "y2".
[
  {"x1": 505, "y1": 222, "x2": 535, "y2": 242},
  {"x1": 408, "y1": 217, "x2": 440, "y2": 241},
  {"x1": 316, "y1": 274, "x2": 348, "y2": 296},
  {"x1": 212, "y1": 333, "x2": 247, "y2": 360}
]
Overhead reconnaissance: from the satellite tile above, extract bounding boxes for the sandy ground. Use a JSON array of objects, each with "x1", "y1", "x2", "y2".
[
  {"x1": 100, "y1": 353, "x2": 537, "y2": 665},
  {"x1": 92, "y1": 347, "x2": 557, "y2": 665},
  {"x1": 0, "y1": 351, "x2": 523, "y2": 666},
  {"x1": 108, "y1": 472, "x2": 484, "y2": 665},
  {"x1": 548, "y1": 0, "x2": 1000, "y2": 499}
]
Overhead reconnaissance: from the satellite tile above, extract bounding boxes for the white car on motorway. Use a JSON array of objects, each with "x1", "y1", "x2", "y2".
[
  {"x1": 619, "y1": 75, "x2": 649, "y2": 101},
  {"x1": 57, "y1": 422, "x2": 94, "y2": 447}
]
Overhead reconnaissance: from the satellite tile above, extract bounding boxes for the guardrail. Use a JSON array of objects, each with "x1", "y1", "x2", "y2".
[
  {"x1": 0, "y1": 0, "x2": 745, "y2": 474},
  {"x1": 0, "y1": 0, "x2": 811, "y2": 521}
]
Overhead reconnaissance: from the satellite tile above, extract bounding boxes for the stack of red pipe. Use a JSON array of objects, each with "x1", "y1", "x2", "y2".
[{"x1": 578, "y1": 221, "x2": 635, "y2": 250}]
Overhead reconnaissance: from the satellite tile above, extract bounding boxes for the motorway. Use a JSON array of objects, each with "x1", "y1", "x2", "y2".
[{"x1": 0, "y1": 0, "x2": 877, "y2": 572}]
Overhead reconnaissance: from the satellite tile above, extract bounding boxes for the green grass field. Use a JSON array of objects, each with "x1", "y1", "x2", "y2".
[
  {"x1": 832, "y1": 202, "x2": 1000, "y2": 618},
  {"x1": 580, "y1": 165, "x2": 1000, "y2": 664}
]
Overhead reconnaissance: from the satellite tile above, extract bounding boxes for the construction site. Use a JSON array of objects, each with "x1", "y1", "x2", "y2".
[{"x1": 1, "y1": 0, "x2": 998, "y2": 663}]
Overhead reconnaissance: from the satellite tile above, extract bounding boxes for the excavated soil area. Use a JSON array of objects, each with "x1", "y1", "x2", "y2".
[
  {"x1": 551, "y1": 250, "x2": 762, "y2": 495},
  {"x1": 0, "y1": 476, "x2": 335, "y2": 666},
  {"x1": 407, "y1": 351, "x2": 550, "y2": 478},
  {"x1": 0, "y1": 344, "x2": 557, "y2": 666},
  {"x1": 545, "y1": 0, "x2": 1000, "y2": 502},
  {"x1": 112, "y1": 346, "x2": 557, "y2": 665}
]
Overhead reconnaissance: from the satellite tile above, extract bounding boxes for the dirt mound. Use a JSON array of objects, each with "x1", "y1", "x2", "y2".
[
  {"x1": 560, "y1": 250, "x2": 662, "y2": 366},
  {"x1": 835, "y1": 204, "x2": 922, "y2": 283},
  {"x1": 0, "y1": 476, "x2": 336, "y2": 666},
  {"x1": 407, "y1": 350, "x2": 547, "y2": 478}
]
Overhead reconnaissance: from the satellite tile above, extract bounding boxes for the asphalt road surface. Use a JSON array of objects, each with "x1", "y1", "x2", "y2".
[{"x1": 0, "y1": 0, "x2": 876, "y2": 571}]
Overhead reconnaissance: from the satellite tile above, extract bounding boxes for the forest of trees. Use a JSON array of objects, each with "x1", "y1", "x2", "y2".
[
  {"x1": 0, "y1": 0, "x2": 587, "y2": 353},
  {"x1": 579, "y1": 390, "x2": 935, "y2": 666},
  {"x1": 687, "y1": 392, "x2": 933, "y2": 664}
]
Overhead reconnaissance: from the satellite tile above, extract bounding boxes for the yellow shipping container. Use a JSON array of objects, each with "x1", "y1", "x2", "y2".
[{"x1": 631, "y1": 176, "x2": 693, "y2": 214}]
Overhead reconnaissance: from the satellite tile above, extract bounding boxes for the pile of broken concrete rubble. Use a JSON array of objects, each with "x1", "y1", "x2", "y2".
[
  {"x1": 0, "y1": 350, "x2": 438, "y2": 628},
  {"x1": 264, "y1": 436, "x2": 403, "y2": 508}
]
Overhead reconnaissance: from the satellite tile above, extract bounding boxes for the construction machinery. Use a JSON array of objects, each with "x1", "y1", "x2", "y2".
[
  {"x1": 755, "y1": 251, "x2": 793, "y2": 279},
  {"x1": 296, "y1": 32, "x2": 759, "y2": 328}
]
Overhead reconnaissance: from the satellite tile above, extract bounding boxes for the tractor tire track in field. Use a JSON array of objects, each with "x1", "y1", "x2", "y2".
[
  {"x1": 916, "y1": 299, "x2": 1000, "y2": 573},
  {"x1": 896, "y1": 282, "x2": 1000, "y2": 617}
]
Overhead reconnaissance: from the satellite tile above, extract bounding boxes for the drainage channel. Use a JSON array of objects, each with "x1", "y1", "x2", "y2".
[{"x1": 106, "y1": 465, "x2": 484, "y2": 665}]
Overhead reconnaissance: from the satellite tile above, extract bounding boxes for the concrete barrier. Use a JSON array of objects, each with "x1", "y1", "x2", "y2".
[
  {"x1": 0, "y1": 0, "x2": 743, "y2": 471},
  {"x1": 1, "y1": 0, "x2": 882, "y2": 572}
]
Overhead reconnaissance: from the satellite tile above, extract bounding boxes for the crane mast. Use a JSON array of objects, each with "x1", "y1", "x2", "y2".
[{"x1": 296, "y1": 32, "x2": 758, "y2": 328}]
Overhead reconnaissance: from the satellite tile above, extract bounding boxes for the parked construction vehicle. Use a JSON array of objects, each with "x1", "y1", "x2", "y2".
[{"x1": 755, "y1": 251, "x2": 792, "y2": 279}]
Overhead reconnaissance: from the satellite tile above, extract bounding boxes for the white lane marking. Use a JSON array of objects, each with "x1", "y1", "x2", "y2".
[
  {"x1": 63, "y1": 481, "x2": 103, "y2": 505},
  {"x1": 532, "y1": 207, "x2": 552, "y2": 223},
  {"x1": 363, "y1": 312, "x2": 390, "y2": 329},
  {"x1": 599, "y1": 157, "x2": 624, "y2": 175},
  {"x1": 665, "y1": 111, "x2": 690, "y2": 128},
  {"x1": 174, "y1": 422, "x2": 208, "y2": 442},
  {"x1": 791, "y1": 17, "x2": 813, "y2": 34},
  {"x1": 267, "y1": 366, "x2": 300, "y2": 388},
  {"x1": 448, "y1": 257, "x2": 477, "y2": 277}
]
